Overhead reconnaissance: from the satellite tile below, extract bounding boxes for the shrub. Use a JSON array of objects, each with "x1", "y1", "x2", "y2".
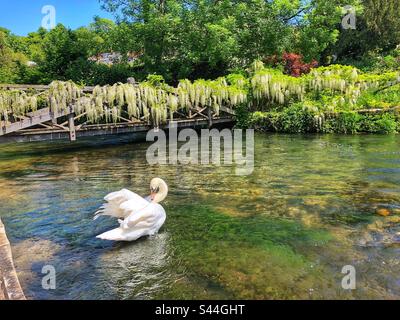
[
  {"x1": 280, "y1": 104, "x2": 316, "y2": 133},
  {"x1": 374, "y1": 113, "x2": 398, "y2": 133},
  {"x1": 250, "y1": 111, "x2": 282, "y2": 132},
  {"x1": 323, "y1": 112, "x2": 361, "y2": 134},
  {"x1": 234, "y1": 104, "x2": 252, "y2": 129},
  {"x1": 361, "y1": 113, "x2": 398, "y2": 134},
  {"x1": 250, "y1": 110, "x2": 399, "y2": 134},
  {"x1": 146, "y1": 74, "x2": 165, "y2": 86},
  {"x1": 249, "y1": 105, "x2": 317, "y2": 133},
  {"x1": 281, "y1": 53, "x2": 318, "y2": 77}
]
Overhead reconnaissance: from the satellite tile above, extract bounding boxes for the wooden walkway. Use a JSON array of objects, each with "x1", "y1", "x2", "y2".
[
  {"x1": 0, "y1": 218, "x2": 25, "y2": 300},
  {"x1": 0, "y1": 84, "x2": 235, "y2": 143}
]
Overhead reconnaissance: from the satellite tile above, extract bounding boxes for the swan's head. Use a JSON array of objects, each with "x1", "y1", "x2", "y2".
[{"x1": 150, "y1": 178, "x2": 168, "y2": 203}]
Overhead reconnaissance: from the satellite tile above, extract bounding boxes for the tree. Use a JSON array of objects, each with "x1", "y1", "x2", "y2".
[
  {"x1": 99, "y1": 0, "x2": 297, "y2": 80},
  {"x1": 332, "y1": 0, "x2": 400, "y2": 63},
  {"x1": 284, "y1": 0, "x2": 362, "y2": 61},
  {"x1": 39, "y1": 25, "x2": 81, "y2": 82},
  {"x1": 0, "y1": 30, "x2": 29, "y2": 83},
  {"x1": 0, "y1": 30, "x2": 15, "y2": 82},
  {"x1": 363, "y1": 0, "x2": 400, "y2": 51}
]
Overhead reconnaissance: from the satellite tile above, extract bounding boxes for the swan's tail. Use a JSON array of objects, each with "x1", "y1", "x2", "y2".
[
  {"x1": 93, "y1": 206, "x2": 105, "y2": 220},
  {"x1": 96, "y1": 227, "x2": 147, "y2": 242},
  {"x1": 93, "y1": 202, "x2": 122, "y2": 220},
  {"x1": 94, "y1": 189, "x2": 134, "y2": 220}
]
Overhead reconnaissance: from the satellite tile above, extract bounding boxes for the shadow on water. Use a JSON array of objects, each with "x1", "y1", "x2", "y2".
[{"x1": 0, "y1": 133, "x2": 148, "y2": 161}]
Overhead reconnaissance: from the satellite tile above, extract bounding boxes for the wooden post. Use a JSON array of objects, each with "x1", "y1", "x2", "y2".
[
  {"x1": 0, "y1": 218, "x2": 26, "y2": 300},
  {"x1": 68, "y1": 113, "x2": 76, "y2": 142},
  {"x1": 51, "y1": 115, "x2": 57, "y2": 125},
  {"x1": 208, "y1": 107, "x2": 213, "y2": 128},
  {"x1": 1, "y1": 112, "x2": 7, "y2": 134}
]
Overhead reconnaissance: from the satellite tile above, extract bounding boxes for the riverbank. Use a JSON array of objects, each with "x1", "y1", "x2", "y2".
[
  {"x1": 245, "y1": 107, "x2": 400, "y2": 134},
  {"x1": 0, "y1": 218, "x2": 25, "y2": 300}
]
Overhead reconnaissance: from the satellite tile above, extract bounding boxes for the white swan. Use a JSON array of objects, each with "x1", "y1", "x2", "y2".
[{"x1": 95, "y1": 178, "x2": 168, "y2": 241}]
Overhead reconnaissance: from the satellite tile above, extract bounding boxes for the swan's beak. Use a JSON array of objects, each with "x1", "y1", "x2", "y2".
[{"x1": 150, "y1": 192, "x2": 156, "y2": 201}]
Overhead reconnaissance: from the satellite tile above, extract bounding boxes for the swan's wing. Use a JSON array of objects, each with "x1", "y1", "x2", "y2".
[
  {"x1": 117, "y1": 197, "x2": 151, "y2": 218},
  {"x1": 94, "y1": 189, "x2": 150, "y2": 220},
  {"x1": 121, "y1": 203, "x2": 165, "y2": 230},
  {"x1": 97, "y1": 204, "x2": 166, "y2": 241},
  {"x1": 104, "y1": 188, "x2": 138, "y2": 203}
]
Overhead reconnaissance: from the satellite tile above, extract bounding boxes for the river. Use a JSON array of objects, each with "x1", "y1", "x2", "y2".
[{"x1": 0, "y1": 133, "x2": 399, "y2": 299}]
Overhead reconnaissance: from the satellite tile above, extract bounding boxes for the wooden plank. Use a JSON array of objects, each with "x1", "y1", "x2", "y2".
[
  {"x1": 0, "y1": 84, "x2": 50, "y2": 91},
  {"x1": 37, "y1": 123, "x2": 54, "y2": 129},
  {"x1": 1, "y1": 84, "x2": 110, "y2": 93},
  {"x1": 8, "y1": 117, "x2": 230, "y2": 134},
  {"x1": 51, "y1": 123, "x2": 69, "y2": 131},
  {"x1": 0, "y1": 83, "x2": 96, "y2": 93},
  {"x1": 189, "y1": 107, "x2": 207, "y2": 119},
  {"x1": 220, "y1": 105, "x2": 236, "y2": 115},
  {"x1": 60, "y1": 112, "x2": 87, "y2": 126},
  {"x1": 0, "y1": 278, "x2": 5, "y2": 300},
  {"x1": 0, "y1": 218, "x2": 26, "y2": 300}
]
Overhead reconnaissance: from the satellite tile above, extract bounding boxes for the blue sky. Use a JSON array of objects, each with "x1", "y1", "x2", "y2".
[{"x1": 0, "y1": 0, "x2": 115, "y2": 35}]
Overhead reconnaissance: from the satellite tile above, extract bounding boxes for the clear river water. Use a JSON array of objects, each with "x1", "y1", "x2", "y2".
[{"x1": 0, "y1": 133, "x2": 399, "y2": 299}]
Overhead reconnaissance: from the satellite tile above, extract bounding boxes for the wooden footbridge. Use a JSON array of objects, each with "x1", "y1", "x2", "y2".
[{"x1": 0, "y1": 84, "x2": 235, "y2": 144}]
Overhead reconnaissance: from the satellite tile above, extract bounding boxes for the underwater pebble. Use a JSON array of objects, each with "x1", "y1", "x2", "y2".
[{"x1": 377, "y1": 208, "x2": 391, "y2": 217}]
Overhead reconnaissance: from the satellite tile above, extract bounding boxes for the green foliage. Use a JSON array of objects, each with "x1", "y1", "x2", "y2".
[
  {"x1": 356, "y1": 86, "x2": 400, "y2": 109},
  {"x1": 296, "y1": 0, "x2": 362, "y2": 61},
  {"x1": 248, "y1": 64, "x2": 399, "y2": 115},
  {"x1": 146, "y1": 74, "x2": 165, "y2": 86},
  {"x1": 334, "y1": 0, "x2": 400, "y2": 65},
  {"x1": 0, "y1": 30, "x2": 30, "y2": 83},
  {"x1": 38, "y1": 25, "x2": 81, "y2": 82},
  {"x1": 250, "y1": 105, "x2": 317, "y2": 133},
  {"x1": 323, "y1": 112, "x2": 361, "y2": 134},
  {"x1": 234, "y1": 104, "x2": 251, "y2": 129},
  {"x1": 359, "y1": 113, "x2": 398, "y2": 133},
  {"x1": 64, "y1": 58, "x2": 141, "y2": 86},
  {"x1": 1, "y1": 0, "x2": 400, "y2": 86},
  {"x1": 98, "y1": 0, "x2": 362, "y2": 80},
  {"x1": 250, "y1": 109, "x2": 399, "y2": 134},
  {"x1": 280, "y1": 104, "x2": 316, "y2": 133}
]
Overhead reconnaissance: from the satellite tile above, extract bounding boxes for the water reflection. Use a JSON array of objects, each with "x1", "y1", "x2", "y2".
[{"x1": 100, "y1": 233, "x2": 177, "y2": 299}]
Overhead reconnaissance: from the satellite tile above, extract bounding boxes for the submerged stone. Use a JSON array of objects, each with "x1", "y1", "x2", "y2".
[{"x1": 377, "y1": 208, "x2": 391, "y2": 217}]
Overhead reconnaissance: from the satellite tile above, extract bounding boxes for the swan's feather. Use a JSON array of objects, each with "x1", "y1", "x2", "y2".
[
  {"x1": 94, "y1": 188, "x2": 150, "y2": 220},
  {"x1": 121, "y1": 203, "x2": 163, "y2": 229},
  {"x1": 96, "y1": 203, "x2": 166, "y2": 241}
]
